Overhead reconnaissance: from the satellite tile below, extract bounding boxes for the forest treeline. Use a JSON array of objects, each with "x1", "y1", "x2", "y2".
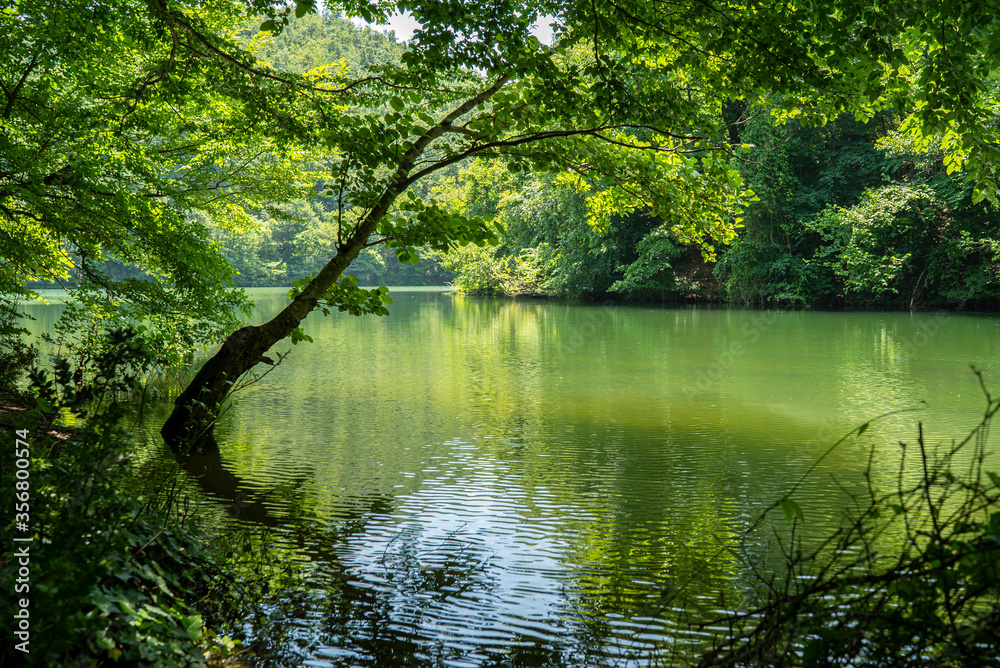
[
  {"x1": 12, "y1": 12, "x2": 998, "y2": 313},
  {"x1": 175, "y1": 13, "x2": 1000, "y2": 309},
  {"x1": 451, "y1": 109, "x2": 1000, "y2": 310}
]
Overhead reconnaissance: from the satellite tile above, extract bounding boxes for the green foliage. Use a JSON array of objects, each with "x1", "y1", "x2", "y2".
[
  {"x1": 225, "y1": 200, "x2": 341, "y2": 286},
  {"x1": 0, "y1": 294, "x2": 36, "y2": 392},
  {"x1": 441, "y1": 241, "x2": 557, "y2": 296},
  {"x1": 610, "y1": 229, "x2": 685, "y2": 297},
  {"x1": 717, "y1": 236, "x2": 836, "y2": 307},
  {"x1": 719, "y1": 105, "x2": 1000, "y2": 309},
  {"x1": 778, "y1": 497, "x2": 806, "y2": 525},
  {"x1": 249, "y1": 10, "x2": 404, "y2": 74},
  {"x1": 209, "y1": 198, "x2": 455, "y2": 287},
  {"x1": 440, "y1": 159, "x2": 705, "y2": 299},
  {"x1": 289, "y1": 273, "x2": 393, "y2": 326},
  {"x1": 381, "y1": 193, "x2": 501, "y2": 263},
  {"x1": 806, "y1": 185, "x2": 940, "y2": 306},
  {"x1": 717, "y1": 110, "x2": 894, "y2": 306},
  {"x1": 0, "y1": 0, "x2": 319, "y2": 360},
  {"x1": 799, "y1": 172, "x2": 1000, "y2": 310},
  {"x1": 196, "y1": 13, "x2": 469, "y2": 288},
  {"x1": 321, "y1": 274, "x2": 393, "y2": 316},
  {"x1": 0, "y1": 330, "x2": 236, "y2": 666},
  {"x1": 439, "y1": 241, "x2": 509, "y2": 295}
]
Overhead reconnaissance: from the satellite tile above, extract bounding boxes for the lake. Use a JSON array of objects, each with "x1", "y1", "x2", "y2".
[{"x1": 24, "y1": 288, "x2": 1000, "y2": 666}]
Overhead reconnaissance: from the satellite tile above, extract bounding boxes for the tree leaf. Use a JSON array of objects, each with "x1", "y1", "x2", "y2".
[{"x1": 780, "y1": 498, "x2": 806, "y2": 525}]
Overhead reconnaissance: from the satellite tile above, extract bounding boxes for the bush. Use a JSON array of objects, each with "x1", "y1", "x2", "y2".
[
  {"x1": 0, "y1": 330, "x2": 240, "y2": 667},
  {"x1": 806, "y1": 186, "x2": 941, "y2": 308},
  {"x1": 0, "y1": 295, "x2": 37, "y2": 392},
  {"x1": 610, "y1": 229, "x2": 685, "y2": 297},
  {"x1": 442, "y1": 241, "x2": 555, "y2": 296}
]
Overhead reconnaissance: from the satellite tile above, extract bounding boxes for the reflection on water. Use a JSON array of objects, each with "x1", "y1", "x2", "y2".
[{"x1": 30, "y1": 289, "x2": 1000, "y2": 665}]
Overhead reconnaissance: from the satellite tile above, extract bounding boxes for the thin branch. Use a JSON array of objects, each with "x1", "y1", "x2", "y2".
[{"x1": 4, "y1": 52, "x2": 41, "y2": 120}]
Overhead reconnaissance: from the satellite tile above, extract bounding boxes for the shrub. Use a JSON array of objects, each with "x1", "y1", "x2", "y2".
[
  {"x1": 0, "y1": 294, "x2": 36, "y2": 392},
  {"x1": 0, "y1": 329, "x2": 239, "y2": 667}
]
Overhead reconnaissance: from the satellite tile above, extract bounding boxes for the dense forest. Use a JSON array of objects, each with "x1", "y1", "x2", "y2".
[
  {"x1": 15, "y1": 13, "x2": 999, "y2": 309},
  {"x1": 186, "y1": 14, "x2": 1000, "y2": 309},
  {"x1": 447, "y1": 111, "x2": 1000, "y2": 310},
  {"x1": 179, "y1": 15, "x2": 1000, "y2": 310}
]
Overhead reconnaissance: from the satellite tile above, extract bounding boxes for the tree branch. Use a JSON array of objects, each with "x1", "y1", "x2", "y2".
[{"x1": 3, "y1": 52, "x2": 41, "y2": 120}]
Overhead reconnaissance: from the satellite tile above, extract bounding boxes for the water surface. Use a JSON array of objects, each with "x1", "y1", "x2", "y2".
[{"x1": 29, "y1": 289, "x2": 1000, "y2": 665}]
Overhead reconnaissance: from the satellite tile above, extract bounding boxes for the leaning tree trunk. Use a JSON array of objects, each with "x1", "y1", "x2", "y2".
[
  {"x1": 161, "y1": 75, "x2": 510, "y2": 448},
  {"x1": 160, "y1": 189, "x2": 398, "y2": 448}
]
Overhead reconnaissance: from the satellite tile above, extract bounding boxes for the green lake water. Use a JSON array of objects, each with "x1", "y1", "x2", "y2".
[{"x1": 22, "y1": 289, "x2": 1000, "y2": 665}]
